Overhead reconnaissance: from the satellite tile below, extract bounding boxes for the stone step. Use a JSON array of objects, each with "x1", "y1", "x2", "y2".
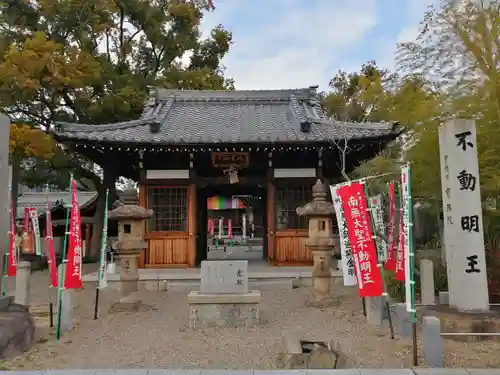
[{"x1": 168, "y1": 279, "x2": 294, "y2": 291}]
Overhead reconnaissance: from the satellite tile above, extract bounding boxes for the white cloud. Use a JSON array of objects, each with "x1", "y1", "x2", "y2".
[{"x1": 200, "y1": 0, "x2": 379, "y2": 90}]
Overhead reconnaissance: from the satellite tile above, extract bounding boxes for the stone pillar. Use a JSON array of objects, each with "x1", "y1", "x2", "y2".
[
  {"x1": 296, "y1": 180, "x2": 336, "y2": 307},
  {"x1": 119, "y1": 251, "x2": 140, "y2": 298},
  {"x1": 365, "y1": 296, "x2": 384, "y2": 327},
  {"x1": 311, "y1": 250, "x2": 333, "y2": 302},
  {"x1": 14, "y1": 261, "x2": 31, "y2": 306},
  {"x1": 0, "y1": 114, "x2": 10, "y2": 279},
  {"x1": 57, "y1": 264, "x2": 73, "y2": 333},
  {"x1": 438, "y1": 120, "x2": 489, "y2": 312},
  {"x1": 420, "y1": 259, "x2": 436, "y2": 305}
]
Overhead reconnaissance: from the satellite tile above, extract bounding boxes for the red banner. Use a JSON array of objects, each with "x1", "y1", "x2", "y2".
[
  {"x1": 208, "y1": 218, "x2": 214, "y2": 236},
  {"x1": 7, "y1": 198, "x2": 16, "y2": 276},
  {"x1": 384, "y1": 182, "x2": 396, "y2": 271},
  {"x1": 228, "y1": 219, "x2": 233, "y2": 238},
  {"x1": 45, "y1": 202, "x2": 58, "y2": 287},
  {"x1": 395, "y1": 182, "x2": 405, "y2": 281},
  {"x1": 64, "y1": 179, "x2": 83, "y2": 289},
  {"x1": 337, "y1": 183, "x2": 383, "y2": 297}
]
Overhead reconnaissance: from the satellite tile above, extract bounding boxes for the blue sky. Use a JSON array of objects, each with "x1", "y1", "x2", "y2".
[{"x1": 197, "y1": 0, "x2": 436, "y2": 90}]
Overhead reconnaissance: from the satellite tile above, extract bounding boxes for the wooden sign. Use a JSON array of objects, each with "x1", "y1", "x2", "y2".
[{"x1": 211, "y1": 152, "x2": 249, "y2": 168}]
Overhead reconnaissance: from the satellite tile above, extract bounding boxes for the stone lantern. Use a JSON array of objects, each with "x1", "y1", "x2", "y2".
[
  {"x1": 108, "y1": 183, "x2": 153, "y2": 303},
  {"x1": 297, "y1": 179, "x2": 336, "y2": 307}
]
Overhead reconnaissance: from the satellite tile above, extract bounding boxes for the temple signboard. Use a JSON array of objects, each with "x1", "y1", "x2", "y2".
[{"x1": 211, "y1": 152, "x2": 249, "y2": 168}]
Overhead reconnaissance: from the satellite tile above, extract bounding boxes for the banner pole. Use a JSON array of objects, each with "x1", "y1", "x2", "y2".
[
  {"x1": 406, "y1": 164, "x2": 418, "y2": 366},
  {"x1": 56, "y1": 174, "x2": 73, "y2": 340},
  {"x1": 364, "y1": 183, "x2": 395, "y2": 339},
  {"x1": 94, "y1": 189, "x2": 109, "y2": 320}
]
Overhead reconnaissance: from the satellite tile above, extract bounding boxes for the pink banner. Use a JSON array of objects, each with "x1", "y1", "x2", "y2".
[
  {"x1": 395, "y1": 182, "x2": 406, "y2": 281},
  {"x1": 45, "y1": 201, "x2": 58, "y2": 287},
  {"x1": 228, "y1": 219, "x2": 233, "y2": 238},
  {"x1": 384, "y1": 182, "x2": 396, "y2": 271}
]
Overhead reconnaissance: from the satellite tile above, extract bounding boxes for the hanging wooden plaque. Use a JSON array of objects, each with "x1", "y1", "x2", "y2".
[{"x1": 211, "y1": 152, "x2": 249, "y2": 168}]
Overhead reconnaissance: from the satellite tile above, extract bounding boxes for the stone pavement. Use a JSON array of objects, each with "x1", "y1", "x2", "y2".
[{"x1": 0, "y1": 370, "x2": 499, "y2": 374}]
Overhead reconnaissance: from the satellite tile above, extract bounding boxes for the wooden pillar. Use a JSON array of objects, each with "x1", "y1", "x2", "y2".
[
  {"x1": 317, "y1": 148, "x2": 324, "y2": 181},
  {"x1": 84, "y1": 224, "x2": 90, "y2": 257},
  {"x1": 187, "y1": 152, "x2": 196, "y2": 268},
  {"x1": 138, "y1": 150, "x2": 147, "y2": 268},
  {"x1": 266, "y1": 152, "x2": 276, "y2": 265}
]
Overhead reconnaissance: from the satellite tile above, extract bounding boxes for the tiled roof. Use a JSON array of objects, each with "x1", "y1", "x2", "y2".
[
  {"x1": 54, "y1": 87, "x2": 399, "y2": 145},
  {"x1": 16, "y1": 191, "x2": 98, "y2": 219}
]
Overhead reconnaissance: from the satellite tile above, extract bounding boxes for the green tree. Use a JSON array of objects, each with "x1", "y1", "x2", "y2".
[
  {"x1": 323, "y1": 62, "x2": 442, "y2": 189},
  {"x1": 0, "y1": 0, "x2": 233, "y2": 257},
  {"x1": 397, "y1": 0, "x2": 500, "y2": 200}
]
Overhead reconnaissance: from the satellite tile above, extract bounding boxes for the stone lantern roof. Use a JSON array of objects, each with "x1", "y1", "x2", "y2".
[
  {"x1": 296, "y1": 179, "x2": 335, "y2": 217},
  {"x1": 108, "y1": 183, "x2": 153, "y2": 220}
]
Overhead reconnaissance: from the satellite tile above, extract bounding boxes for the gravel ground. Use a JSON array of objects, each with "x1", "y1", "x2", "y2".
[{"x1": 1, "y1": 266, "x2": 499, "y2": 370}]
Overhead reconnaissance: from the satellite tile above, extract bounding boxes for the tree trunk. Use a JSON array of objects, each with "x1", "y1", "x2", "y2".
[{"x1": 89, "y1": 168, "x2": 116, "y2": 259}]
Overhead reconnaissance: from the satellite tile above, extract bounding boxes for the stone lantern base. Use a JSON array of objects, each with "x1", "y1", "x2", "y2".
[{"x1": 306, "y1": 250, "x2": 337, "y2": 307}]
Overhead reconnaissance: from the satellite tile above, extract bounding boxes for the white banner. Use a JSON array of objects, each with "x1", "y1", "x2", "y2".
[
  {"x1": 401, "y1": 165, "x2": 412, "y2": 312},
  {"x1": 369, "y1": 195, "x2": 387, "y2": 262},
  {"x1": 29, "y1": 208, "x2": 42, "y2": 256},
  {"x1": 97, "y1": 193, "x2": 109, "y2": 290},
  {"x1": 331, "y1": 185, "x2": 357, "y2": 286},
  {"x1": 218, "y1": 218, "x2": 224, "y2": 239}
]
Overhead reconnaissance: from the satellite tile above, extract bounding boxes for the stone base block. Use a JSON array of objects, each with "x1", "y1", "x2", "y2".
[
  {"x1": 281, "y1": 331, "x2": 347, "y2": 369},
  {"x1": 0, "y1": 303, "x2": 35, "y2": 359},
  {"x1": 187, "y1": 290, "x2": 261, "y2": 329},
  {"x1": 305, "y1": 295, "x2": 337, "y2": 308},
  {"x1": 423, "y1": 305, "x2": 500, "y2": 342}
]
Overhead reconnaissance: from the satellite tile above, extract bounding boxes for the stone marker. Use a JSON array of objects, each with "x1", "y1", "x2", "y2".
[
  {"x1": 420, "y1": 259, "x2": 436, "y2": 305},
  {"x1": 365, "y1": 296, "x2": 384, "y2": 327},
  {"x1": 438, "y1": 120, "x2": 489, "y2": 312},
  {"x1": 14, "y1": 261, "x2": 31, "y2": 306},
  {"x1": 57, "y1": 264, "x2": 73, "y2": 333},
  {"x1": 0, "y1": 114, "x2": 10, "y2": 280},
  {"x1": 0, "y1": 295, "x2": 12, "y2": 309},
  {"x1": 422, "y1": 316, "x2": 444, "y2": 367},
  {"x1": 200, "y1": 260, "x2": 248, "y2": 294},
  {"x1": 388, "y1": 302, "x2": 412, "y2": 339},
  {"x1": 439, "y1": 291, "x2": 449, "y2": 305},
  {"x1": 188, "y1": 259, "x2": 261, "y2": 328}
]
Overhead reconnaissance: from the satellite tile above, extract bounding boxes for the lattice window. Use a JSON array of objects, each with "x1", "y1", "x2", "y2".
[
  {"x1": 147, "y1": 187, "x2": 188, "y2": 232},
  {"x1": 276, "y1": 185, "x2": 312, "y2": 230}
]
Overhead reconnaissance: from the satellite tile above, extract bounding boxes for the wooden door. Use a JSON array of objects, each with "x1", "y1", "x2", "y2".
[
  {"x1": 275, "y1": 229, "x2": 311, "y2": 265},
  {"x1": 146, "y1": 231, "x2": 190, "y2": 267},
  {"x1": 144, "y1": 186, "x2": 190, "y2": 268}
]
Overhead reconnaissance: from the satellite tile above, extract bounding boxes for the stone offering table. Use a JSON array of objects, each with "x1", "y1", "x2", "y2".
[{"x1": 187, "y1": 260, "x2": 261, "y2": 329}]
